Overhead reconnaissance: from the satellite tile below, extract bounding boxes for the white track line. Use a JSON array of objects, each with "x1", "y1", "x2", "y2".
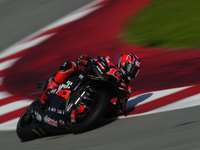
[
  {"x1": 126, "y1": 86, "x2": 192, "y2": 109},
  {"x1": 42, "y1": 6, "x2": 101, "y2": 33},
  {"x1": 149, "y1": 93, "x2": 200, "y2": 113},
  {"x1": 0, "y1": 100, "x2": 32, "y2": 116},
  {"x1": 0, "y1": 34, "x2": 54, "y2": 59},
  {"x1": 0, "y1": 58, "x2": 20, "y2": 71},
  {"x1": 119, "y1": 86, "x2": 200, "y2": 119},
  {"x1": 0, "y1": 91, "x2": 12, "y2": 99},
  {"x1": 19, "y1": 0, "x2": 105, "y2": 42},
  {"x1": 0, "y1": 118, "x2": 19, "y2": 131}
]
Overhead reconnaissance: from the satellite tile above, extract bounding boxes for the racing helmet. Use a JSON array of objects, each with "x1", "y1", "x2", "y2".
[{"x1": 117, "y1": 53, "x2": 141, "y2": 80}]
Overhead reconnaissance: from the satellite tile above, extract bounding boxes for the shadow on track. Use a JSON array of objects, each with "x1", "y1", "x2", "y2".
[
  {"x1": 20, "y1": 118, "x2": 118, "y2": 142},
  {"x1": 123, "y1": 93, "x2": 153, "y2": 116}
]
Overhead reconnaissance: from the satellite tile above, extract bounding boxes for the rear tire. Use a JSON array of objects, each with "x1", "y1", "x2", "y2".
[{"x1": 70, "y1": 90, "x2": 110, "y2": 134}]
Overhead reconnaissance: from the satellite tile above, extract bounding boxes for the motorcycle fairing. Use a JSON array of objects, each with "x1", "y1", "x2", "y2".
[{"x1": 42, "y1": 95, "x2": 69, "y2": 132}]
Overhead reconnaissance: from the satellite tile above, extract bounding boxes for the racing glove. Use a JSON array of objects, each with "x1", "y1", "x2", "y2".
[{"x1": 77, "y1": 54, "x2": 90, "y2": 66}]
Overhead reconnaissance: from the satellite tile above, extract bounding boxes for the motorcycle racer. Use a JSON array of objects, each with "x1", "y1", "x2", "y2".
[{"x1": 39, "y1": 53, "x2": 141, "y2": 120}]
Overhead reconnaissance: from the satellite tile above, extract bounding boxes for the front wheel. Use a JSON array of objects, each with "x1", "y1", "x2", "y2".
[
  {"x1": 69, "y1": 90, "x2": 110, "y2": 134},
  {"x1": 16, "y1": 106, "x2": 39, "y2": 141},
  {"x1": 16, "y1": 99, "x2": 44, "y2": 141}
]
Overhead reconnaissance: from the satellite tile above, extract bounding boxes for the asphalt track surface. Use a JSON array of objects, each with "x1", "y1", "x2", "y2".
[
  {"x1": 1, "y1": 106, "x2": 200, "y2": 150},
  {"x1": 1, "y1": 0, "x2": 200, "y2": 150}
]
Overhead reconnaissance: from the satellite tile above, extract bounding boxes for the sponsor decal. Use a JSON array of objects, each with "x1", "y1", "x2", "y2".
[
  {"x1": 107, "y1": 68, "x2": 120, "y2": 80},
  {"x1": 105, "y1": 57, "x2": 110, "y2": 67},
  {"x1": 59, "y1": 119, "x2": 65, "y2": 125},
  {"x1": 79, "y1": 74, "x2": 84, "y2": 79},
  {"x1": 101, "y1": 61, "x2": 106, "y2": 66},
  {"x1": 62, "y1": 62, "x2": 67, "y2": 67},
  {"x1": 75, "y1": 91, "x2": 85, "y2": 105},
  {"x1": 44, "y1": 115, "x2": 58, "y2": 127},
  {"x1": 118, "y1": 87, "x2": 125, "y2": 91},
  {"x1": 36, "y1": 112, "x2": 42, "y2": 122},
  {"x1": 75, "y1": 97, "x2": 81, "y2": 105},
  {"x1": 48, "y1": 107, "x2": 65, "y2": 114},
  {"x1": 96, "y1": 66, "x2": 103, "y2": 74},
  {"x1": 57, "y1": 109, "x2": 65, "y2": 115},
  {"x1": 135, "y1": 61, "x2": 140, "y2": 67},
  {"x1": 56, "y1": 81, "x2": 73, "y2": 93},
  {"x1": 49, "y1": 89, "x2": 57, "y2": 94},
  {"x1": 51, "y1": 107, "x2": 56, "y2": 112},
  {"x1": 120, "y1": 82, "x2": 126, "y2": 87},
  {"x1": 67, "y1": 103, "x2": 73, "y2": 112},
  {"x1": 97, "y1": 61, "x2": 105, "y2": 70}
]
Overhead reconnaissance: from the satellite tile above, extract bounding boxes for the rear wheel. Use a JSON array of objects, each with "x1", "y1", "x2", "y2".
[{"x1": 70, "y1": 90, "x2": 110, "y2": 134}]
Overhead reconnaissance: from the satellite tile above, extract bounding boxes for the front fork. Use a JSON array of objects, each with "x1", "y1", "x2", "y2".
[{"x1": 26, "y1": 99, "x2": 47, "y2": 137}]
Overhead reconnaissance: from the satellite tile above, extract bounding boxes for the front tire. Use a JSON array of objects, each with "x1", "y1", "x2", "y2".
[
  {"x1": 16, "y1": 102, "x2": 39, "y2": 141},
  {"x1": 70, "y1": 90, "x2": 110, "y2": 134}
]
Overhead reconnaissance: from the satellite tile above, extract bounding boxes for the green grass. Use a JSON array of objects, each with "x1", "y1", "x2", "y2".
[{"x1": 125, "y1": 0, "x2": 200, "y2": 48}]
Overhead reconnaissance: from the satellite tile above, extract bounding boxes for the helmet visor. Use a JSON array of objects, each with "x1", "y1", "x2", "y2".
[{"x1": 126, "y1": 63, "x2": 140, "y2": 78}]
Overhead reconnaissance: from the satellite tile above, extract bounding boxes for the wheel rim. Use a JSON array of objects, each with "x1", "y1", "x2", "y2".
[
  {"x1": 18, "y1": 107, "x2": 33, "y2": 128},
  {"x1": 70, "y1": 93, "x2": 100, "y2": 126}
]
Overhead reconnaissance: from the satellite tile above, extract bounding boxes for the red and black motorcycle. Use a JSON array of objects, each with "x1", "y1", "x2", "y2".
[{"x1": 16, "y1": 56, "x2": 126, "y2": 141}]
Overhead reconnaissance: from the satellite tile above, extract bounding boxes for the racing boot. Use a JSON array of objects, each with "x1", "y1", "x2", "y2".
[{"x1": 103, "y1": 102, "x2": 118, "y2": 119}]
